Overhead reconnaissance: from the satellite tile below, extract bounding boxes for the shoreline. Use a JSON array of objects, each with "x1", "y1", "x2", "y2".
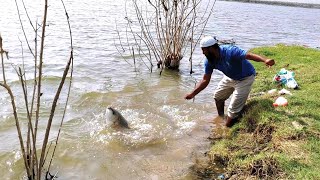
[{"x1": 218, "y1": 0, "x2": 320, "y2": 9}]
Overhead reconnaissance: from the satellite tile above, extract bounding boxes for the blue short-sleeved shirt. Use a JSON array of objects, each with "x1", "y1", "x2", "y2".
[{"x1": 204, "y1": 45, "x2": 256, "y2": 80}]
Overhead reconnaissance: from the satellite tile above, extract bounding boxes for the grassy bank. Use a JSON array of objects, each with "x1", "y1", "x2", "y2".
[{"x1": 194, "y1": 45, "x2": 320, "y2": 179}]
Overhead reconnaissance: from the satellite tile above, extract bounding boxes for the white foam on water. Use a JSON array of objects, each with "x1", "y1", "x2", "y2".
[
  {"x1": 86, "y1": 106, "x2": 197, "y2": 148},
  {"x1": 4, "y1": 150, "x2": 21, "y2": 173},
  {"x1": 159, "y1": 105, "x2": 196, "y2": 138}
]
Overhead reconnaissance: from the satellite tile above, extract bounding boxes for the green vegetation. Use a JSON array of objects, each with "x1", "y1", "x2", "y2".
[{"x1": 207, "y1": 45, "x2": 320, "y2": 179}]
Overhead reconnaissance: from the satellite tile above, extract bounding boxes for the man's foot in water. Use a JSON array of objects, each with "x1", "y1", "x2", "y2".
[{"x1": 225, "y1": 116, "x2": 238, "y2": 127}]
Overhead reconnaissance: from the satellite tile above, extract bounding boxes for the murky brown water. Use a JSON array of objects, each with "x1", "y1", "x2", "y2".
[{"x1": 1, "y1": 0, "x2": 320, "y2": 179}]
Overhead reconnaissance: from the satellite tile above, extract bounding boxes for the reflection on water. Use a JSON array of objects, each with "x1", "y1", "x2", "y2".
[{"x1": 0, "y1": 0, "x2": 320, "y2": 179}]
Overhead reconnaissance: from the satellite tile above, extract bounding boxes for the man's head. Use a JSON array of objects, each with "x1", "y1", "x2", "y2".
[{"x1": 200, "y1": 36, "x2": 219, "y2": 60}]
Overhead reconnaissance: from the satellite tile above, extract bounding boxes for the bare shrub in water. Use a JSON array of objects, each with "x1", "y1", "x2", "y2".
[
  {"x1": 116, "y1": 0, "x2": 216, "y2": 74},
  {"x1": 0, "y1": 0, "x2": 73, "y2": 179}
]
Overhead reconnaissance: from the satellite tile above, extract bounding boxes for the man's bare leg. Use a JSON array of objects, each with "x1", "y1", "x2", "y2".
[{"x1": 215, "y1": 99, "x2": 225, "y2": 117}]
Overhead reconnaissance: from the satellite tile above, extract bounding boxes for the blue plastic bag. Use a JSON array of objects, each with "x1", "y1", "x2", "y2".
[{"x1": 273, "y1": 68, "x2": 298, "y2": 89}]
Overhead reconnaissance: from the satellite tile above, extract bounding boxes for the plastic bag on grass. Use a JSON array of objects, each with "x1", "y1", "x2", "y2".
[
  {"x1": 273, "y1": 96, "x2": 288, "y2": 107},
  {"x1": 273, "y1": 68, "x2": 298, "y2": 89}
]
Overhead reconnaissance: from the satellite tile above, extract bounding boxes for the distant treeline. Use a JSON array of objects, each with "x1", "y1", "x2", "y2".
[{"x1": 219, "y1": 0, "x2": 320, "y2": 9}]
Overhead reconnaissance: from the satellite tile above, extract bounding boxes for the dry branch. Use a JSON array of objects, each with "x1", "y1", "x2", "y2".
[
  {"x1": 0, "y1": 82, "x2": 30, "y2": 176},
  {"x1": 0, "y1": 35, "x2": 8, "y2": 84}
]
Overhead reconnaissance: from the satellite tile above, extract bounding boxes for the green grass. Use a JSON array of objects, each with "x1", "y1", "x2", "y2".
[{"x1": 208, "y1": 45, "x2": 320, "y2": 179}]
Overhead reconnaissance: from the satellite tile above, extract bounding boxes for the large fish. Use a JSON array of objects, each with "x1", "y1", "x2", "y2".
[{"x1": 106, "y1": 107, "x2": 130, "y2": 129}]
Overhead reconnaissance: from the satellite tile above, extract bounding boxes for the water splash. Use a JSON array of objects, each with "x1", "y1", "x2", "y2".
[{"x1": 86, "y1": 106, "x2": 197, "y2": 148}]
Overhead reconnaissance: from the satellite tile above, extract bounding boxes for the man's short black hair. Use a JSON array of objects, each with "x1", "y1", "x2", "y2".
[{"x1": 211, "y1": 43, "x2": 219, "y2": 49}]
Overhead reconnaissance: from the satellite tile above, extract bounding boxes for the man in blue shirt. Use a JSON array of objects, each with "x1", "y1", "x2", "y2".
[{"x1": 185, "y1": 36, "x2": 275, "y2": 127}]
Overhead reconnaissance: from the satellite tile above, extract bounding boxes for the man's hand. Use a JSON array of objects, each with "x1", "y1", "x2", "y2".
[
  {"x1": 184, "y1": 93, "x2": 195, "y2": 100},
  {"x1": 265, "y1": 59, "x2": 275, "y2": 67},
  {"x1": 246, "y1": 53, "x2": 275, "y2": 67},
  {"x1": 184, "y1": 74, "x2": 211, "y2": 100}
]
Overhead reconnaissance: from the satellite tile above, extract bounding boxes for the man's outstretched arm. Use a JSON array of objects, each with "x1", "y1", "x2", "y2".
[
  {"x1": 185, "y1": 74, "x2": 211, "y2": 100},
  {"x1": 246, "y1": 52, "x2": 275, "y2": 67}
]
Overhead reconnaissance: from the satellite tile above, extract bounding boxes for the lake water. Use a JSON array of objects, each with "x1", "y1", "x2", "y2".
[{"x1": 0, "y1": 0, "x2": 320, "y2": 179}]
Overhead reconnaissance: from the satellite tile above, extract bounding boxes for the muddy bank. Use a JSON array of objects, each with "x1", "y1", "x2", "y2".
[{"x1": 219, "y1": 0, "x2": 320, "y2": 9}]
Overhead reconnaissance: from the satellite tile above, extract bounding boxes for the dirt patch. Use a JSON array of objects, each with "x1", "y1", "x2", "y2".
[
  {"x1": 248, "y1": 157, "x2": 283, "y2": 179},
  {"x1": 253, "y1": 124, "x2": 274, "y2": 144},
  {"x1": 229, "y1": 156, "x2": 285, "y2": 180},
  {"x1": 245, "y1": 117, "x2": 258, "y2": 133},
  {"x1": 285, "y1": 131, "x2": 307, "y2": 140},
  {"x1": 189, "y1": 155, "x2": 223, "y2": 179},
  {"x1": 212, "y1": 154, "x2": 229, "y2": 168},
  {"x1": 191, "y1": 155, "x2": 284, "y2": 180}
]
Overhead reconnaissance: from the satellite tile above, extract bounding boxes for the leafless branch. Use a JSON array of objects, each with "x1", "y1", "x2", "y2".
[
  {"x1": 14, "y1": 0, "x2": 36, "y2": 58},
  {"x1": 0, "y1": 82, "x2": 31, "y2": 177},
  {"x1": 47, "y1": 0, "x2": 74, "y2": 172},
  {"x1": 0, "y1": 35, "x2": 8, "y2": 84}
]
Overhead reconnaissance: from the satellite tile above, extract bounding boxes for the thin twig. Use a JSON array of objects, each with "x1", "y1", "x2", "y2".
[
  {"x1": 21, "y1": 0, "x2": 36, "y2": 31},
  {"x1": 0, "y1": 83, "x2": 31, "y2": 177},
  {"x1": 0, "y1": 35, "x2": 8, "y2": 84},
  {"x1": 43, "y1": 142, "x2": 53, "y2": 168},
  {"x1": 132, "y1": 46, "x2": 136, "y2": 70},
  {"x1": 18, "y1": 67, "x2": 39, "y2": 176},
  {"x1": 14, "y1": 0, "x2": 35, "y2": 58},
  {"x1": 40, "y1": 50, "x2": 73, "y2": 176},
  {"x1": 33, "y1": 20, "x2": 39, "y2": 142},
  {"x1": 38, "y1": 0, "x2": 49, "y2": 177},
  {"x1": 47, "y1": 0, "x2": 74, "y2": 172}
]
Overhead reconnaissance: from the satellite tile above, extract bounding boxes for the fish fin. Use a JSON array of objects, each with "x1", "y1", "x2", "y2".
[{"x1": 108, "y1": 107, "x2": 115, "y2": 115}]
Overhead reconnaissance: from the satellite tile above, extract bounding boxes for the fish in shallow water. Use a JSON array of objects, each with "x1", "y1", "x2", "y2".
[{"x1": 106, "y1": 107, "x2": 130, "y2": 129}]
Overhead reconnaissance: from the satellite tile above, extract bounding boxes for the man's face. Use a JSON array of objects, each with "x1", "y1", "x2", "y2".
[{"x1": 201, "y1": 47, "x2": 215, "y2": 61}]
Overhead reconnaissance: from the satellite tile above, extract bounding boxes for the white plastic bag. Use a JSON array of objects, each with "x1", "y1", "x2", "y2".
[{"x1": 273, "y1": 96, "x2": 288, "y2": 107}]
